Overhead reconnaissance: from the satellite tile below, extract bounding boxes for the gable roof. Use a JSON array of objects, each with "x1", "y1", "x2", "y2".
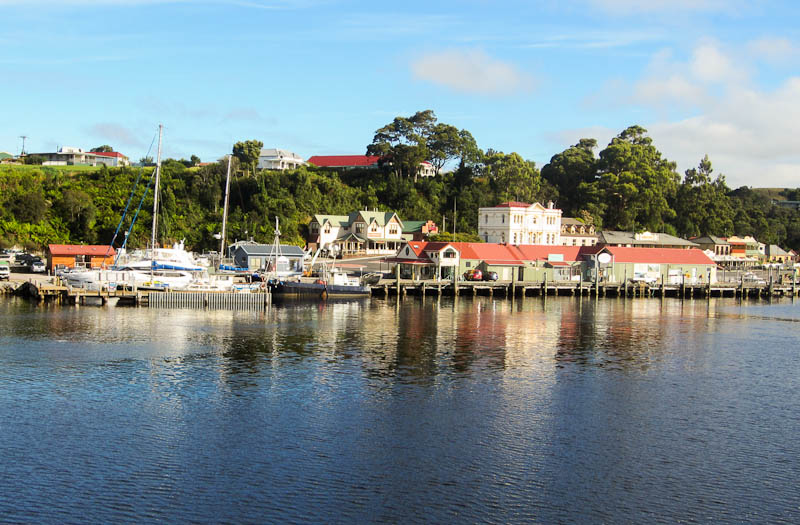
[
  {"x1": 598, "y1": 231, "x2": 698, "y2": 247},
  {"x1": 493, "y1": 201, "x2": 532, "y2": 208},
  {"x1": 234, "y1": 244, "x2": 305, "y2": 257},
  {"x1": 691, "y1": 235, "x2": 729, "y2": 245},
  {"x1": 92, "y1": 151, "x2": 127, "y2": 158},
  {"x1": 599, "y1": 246, "x2": 715, "y2": 265},
  {"x1": 351, "y1": 210, "x2": 402, "y2": 228},
  {"x1": 48, "y1": 244, "x2": 116, "y2": 257},
  {"x1": 312, "y1": 214, "x2": 350, "y2": 227},
  {"x1": 307, "y1": 155, "x2": 380, "y2": 168}
]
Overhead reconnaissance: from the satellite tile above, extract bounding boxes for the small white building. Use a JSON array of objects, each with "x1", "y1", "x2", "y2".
[
  {"x1": 258, "y1": 148, "x2": 306, "y2": 170},
  {"x1": 478, "y1": 201, "x2": 562, "y2": 245}
]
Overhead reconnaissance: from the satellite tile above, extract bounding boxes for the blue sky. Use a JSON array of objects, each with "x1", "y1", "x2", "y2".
[{"x1": 2, "y1": 0, "x2": 799, "y2": 187}]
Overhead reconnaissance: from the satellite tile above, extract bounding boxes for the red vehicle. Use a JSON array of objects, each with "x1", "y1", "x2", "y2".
[{"x1": 463, "y1": 269, "x2": 483, "y2": 281}]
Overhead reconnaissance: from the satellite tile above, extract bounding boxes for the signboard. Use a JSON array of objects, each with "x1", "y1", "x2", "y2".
[{"x1": 597, "y1": 253, "x2": 612, "y2": 264}]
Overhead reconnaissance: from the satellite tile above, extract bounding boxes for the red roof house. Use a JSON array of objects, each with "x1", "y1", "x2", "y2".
[{"x1": 47, "y1": 244, "x2": 116, "y2": 270}]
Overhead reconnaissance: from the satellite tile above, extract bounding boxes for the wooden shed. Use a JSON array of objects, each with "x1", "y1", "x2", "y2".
[{"x1": 47, "y1": 244, "x2": 116, "y2": 271}]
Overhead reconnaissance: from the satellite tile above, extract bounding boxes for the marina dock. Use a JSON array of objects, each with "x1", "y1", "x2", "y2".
[{"x1": 370, "y1": 278, "x2": 799, "y2": 299}]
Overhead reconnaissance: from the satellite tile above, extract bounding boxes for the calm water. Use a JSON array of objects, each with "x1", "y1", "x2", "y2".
[{"x1": 0, "y1": 295, "x2": 798, "y2": 523}]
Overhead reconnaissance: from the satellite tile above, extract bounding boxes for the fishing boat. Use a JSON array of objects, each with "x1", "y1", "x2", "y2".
[{"x1": 266, "y1": 218, "x2": 370, "y2": 298}]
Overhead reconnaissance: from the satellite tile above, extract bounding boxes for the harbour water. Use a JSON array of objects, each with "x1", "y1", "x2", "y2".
[{"x1": 1, "y1": 296, "x2": 798, "y2": 523}]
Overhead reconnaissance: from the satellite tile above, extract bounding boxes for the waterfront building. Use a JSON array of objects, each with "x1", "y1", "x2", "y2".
[
  {"x1": 478, "y1": 201, "x2": 562, "y2": 245},
  {"x1": 308, "y1": 210, "x2": 405, "y2": 255},
  {"x1": 393, "y1": 241, "x2": 460, "y2": 280},
  {"x1": 560, "y1": 218, "x2": 597, "y2": 246},
  {"x1": 46, "y1": 244, "x2": 116, "y2": 271},
  {"x1": 592, "y1": 246, "x2": 717, "y2": 284},
  {"x1": 393, "y1": 241, "x2": 717, "y2": 284},
  {"x1": 231, "y1": 243, "x2": 305, "y2": 273},
  {"x1": 597, "y1": 231, "x2": 698, "y2": 249},
  {"x1": 257, "y1": 148, "x2": 306, "y2": 170},
  {"x1": 765, "y1": 244, "x2": 793, "y2": 265}
]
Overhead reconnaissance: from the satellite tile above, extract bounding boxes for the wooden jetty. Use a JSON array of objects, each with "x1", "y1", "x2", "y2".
[
  {"x1": 11, "y1": 283, "x2": 271, "y2": 310},
  {"x1": 370, "y1": 278, "x2": 799, "y2": 300}
]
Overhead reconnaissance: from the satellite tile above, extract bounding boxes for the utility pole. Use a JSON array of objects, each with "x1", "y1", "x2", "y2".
[{"x1": 453, "y1": 198, "x2": 457, "y2": 240}]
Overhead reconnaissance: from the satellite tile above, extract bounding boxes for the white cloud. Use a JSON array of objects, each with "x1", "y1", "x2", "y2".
[
  {"x1": 86, "y1": 123, "x2": 146, "y2": 149},
  {"x1": 747, "y1": 37, "x2": 800, "y2": 64},
  {"x1": 411, "y1": 49, "x2": 534, "y2": 96},
  {"x1": 556, "y1": 42, "x2": 800, "y2": 188},
  {"x1": 589, "y1": 0, "x2": 740, "y2": 13}
]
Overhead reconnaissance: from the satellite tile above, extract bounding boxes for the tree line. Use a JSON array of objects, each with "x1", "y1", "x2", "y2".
[{"x1": 1, "y1": 112, "x2": 799, "y2": 252}]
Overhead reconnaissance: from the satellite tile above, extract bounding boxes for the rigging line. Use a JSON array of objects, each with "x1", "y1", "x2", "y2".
[
  {"x1": 104, "y1": 130, "x2": 158, "y2": 263},
  {"x1": 114, "y1": 168, "x2": 156, "y2": 266}
]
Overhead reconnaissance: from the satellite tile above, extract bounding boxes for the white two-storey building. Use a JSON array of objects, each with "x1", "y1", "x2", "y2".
[
  {"x1": 308, "y1": 210, "x2": 406, "y2": 255},
  {"x1": 478, "y1": 201, "x2": 562, "y2": 245}
]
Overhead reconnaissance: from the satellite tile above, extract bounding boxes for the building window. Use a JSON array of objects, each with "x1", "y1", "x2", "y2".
[
  {"x1": 370, "y1": 223, "x2": 378, "y2": 232},
  {"x1": 502, "y1": 215, "x2": 505, "y2": 224},
  {"x1": 485, "y1": 215, "x2": 488, "y2": 223},
  {"x1": 389, "y1": 225, "x2": 398, "y2": 235},
  {"x1": 324, "y1": 224, "x2": 331, "y2": 234},
  {"x1": 356, "y1": 223, "x2": 365, "y2": 234}
]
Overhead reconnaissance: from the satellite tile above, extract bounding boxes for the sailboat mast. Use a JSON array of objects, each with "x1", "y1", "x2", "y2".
[
  {"x1": 220, "y1": 154, "x2": 232, "y2": 258},
  {"x1": 151, "y1": 124, "x2": 163, "y2": 251}
]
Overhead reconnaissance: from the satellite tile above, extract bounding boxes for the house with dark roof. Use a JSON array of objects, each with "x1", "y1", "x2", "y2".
[
  {"x1": 597, "y1": 231, "x2": 698, "y2": 249},
  {"x1": 690, "y1": 235, "x2": 731, "y2": 257},
  {"x1": 560, "y1": 218, "x2": 597, "y2": 247},
  {"x1": 231, "y1": 243, "x2": 305, "y2": 274}
]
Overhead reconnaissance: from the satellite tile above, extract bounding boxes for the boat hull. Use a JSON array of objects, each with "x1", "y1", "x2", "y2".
[{"x1": 271, "y1": 280, "x2": 370, "y2": 298}]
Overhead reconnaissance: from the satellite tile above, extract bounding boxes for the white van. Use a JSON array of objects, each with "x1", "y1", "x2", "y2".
[{"x1": 0, "y1": 264, "x2": 10, "y2": 281}]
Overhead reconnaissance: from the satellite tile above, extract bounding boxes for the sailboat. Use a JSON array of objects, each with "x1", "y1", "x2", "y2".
[{"x1": 64, "y1": 125, "x2": 232, "y2": 292}]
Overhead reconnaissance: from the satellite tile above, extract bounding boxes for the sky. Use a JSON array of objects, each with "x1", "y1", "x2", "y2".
[{"x1": 1, "y1": 0, "x2": 799, "y2": 188}]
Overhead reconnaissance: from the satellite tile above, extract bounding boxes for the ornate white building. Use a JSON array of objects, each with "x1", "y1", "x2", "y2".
[{"x1": 478, "y1": 201, "x2": 562, "y2": 245}]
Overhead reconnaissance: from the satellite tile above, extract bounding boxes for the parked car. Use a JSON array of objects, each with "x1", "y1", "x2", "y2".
[
  {"x1": 31, "y1": 261, "x2": 46, "y2": 273},
  {"x1": 0, "y1": 264, "x2": 9, "y2": 280},
  {"x1": 482, "y1": 271, "x2": 499, "y2": 281},
  {"x1": 463, "y1": 269, "x2": 483, "y2": 281}
]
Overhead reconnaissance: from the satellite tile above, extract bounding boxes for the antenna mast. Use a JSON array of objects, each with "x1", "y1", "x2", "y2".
[
  {"x1": 220, "y1": 154, "x2": 232, "y2": 258},
  {"x1": 150, "y1": 124, "x2": 163, "y2": 251},
  {"x1": 18, "y1": 135, "x2": 27, "y2": 156}
]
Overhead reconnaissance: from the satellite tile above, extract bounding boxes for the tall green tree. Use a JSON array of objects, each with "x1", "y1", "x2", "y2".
[
  {"x1": 233, "y1": 140, "x2": 263, "y2": 177},
  {"x1": 674, "y1": 155, "x2": 734, "y2": 237},
  {"x1": 541, "y1": 138, "x2": 598, "y2": 216},
  {"x1": 484, "y1": 152, "x2": 543, "y2": 205},
  {"x1": 596, "y1": 125, "x2": 680, "y2": 231},
  {"x1": 90, "y1": 145, "x2": 113, "y2": 152}
]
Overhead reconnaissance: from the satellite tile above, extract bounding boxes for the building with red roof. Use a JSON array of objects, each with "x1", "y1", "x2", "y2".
[
  {"x1": 92, "y1": 150, "x2": 130, "y2": 167},
  {"x1": 391, "y1": 240, "x2": 718, "y2": 284},
  {"x1": 47, "y1": 244, "x2": 116, "y2": 271}
]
